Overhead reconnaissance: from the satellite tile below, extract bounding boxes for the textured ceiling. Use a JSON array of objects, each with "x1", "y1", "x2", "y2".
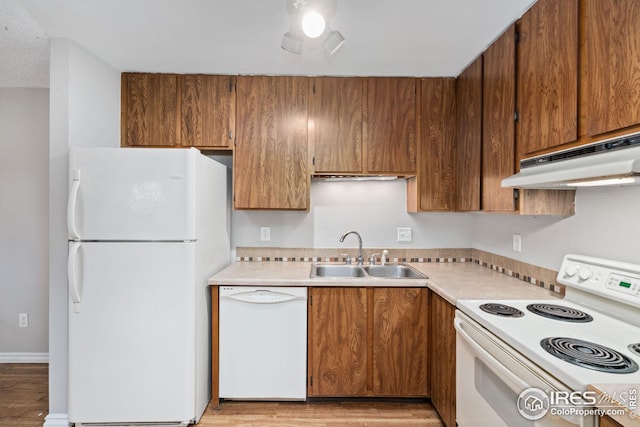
[
  {"x1": 6, "y1": 0, "x2": 538, "y2": 88},
  {"x1": 0, "y1": 0, "x2": 48, "y2": 88}
]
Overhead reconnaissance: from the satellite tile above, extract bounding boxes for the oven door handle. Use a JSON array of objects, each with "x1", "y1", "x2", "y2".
[{"x1": 454, "y1": 317, "x2": 529, "y2": 392}]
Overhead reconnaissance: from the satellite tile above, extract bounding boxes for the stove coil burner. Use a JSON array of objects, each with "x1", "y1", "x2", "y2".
[
  {"x1": 541, "y1": 337, "x2": 638, "y2": 374},
  {"x1": 526, "y1": 303, "x2": 593, "y2": 323},
  {"x1": 479, "y1": 303, "x2": 524, "y2": 317},
  {"x1": 629, "y1": 343, "x2": 640, "y2": 357}
]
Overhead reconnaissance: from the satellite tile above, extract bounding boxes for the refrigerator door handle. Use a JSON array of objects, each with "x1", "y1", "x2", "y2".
[
  {"x1": 67, "y1": 170, "x2": 81, "y2": 240},
  {"x1": 68, "y1": 242, "x2": 82, "y2": 313}
]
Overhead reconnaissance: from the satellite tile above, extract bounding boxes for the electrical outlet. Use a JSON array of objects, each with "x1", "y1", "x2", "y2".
[
  {"x1": 19, "y1": 313, "x2": 29, "y2": 328},
  {"x1": 260, "y1": 226, "x2": 271, "y2": 242},
  {"x1": 397, "y1": 227, "x2": 412, "y2": 242},
  {"x1": 512, "y1": 234, "x2": 522, "y2": 253}
]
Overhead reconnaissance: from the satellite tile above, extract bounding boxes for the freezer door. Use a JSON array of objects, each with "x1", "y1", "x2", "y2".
[
  {"x1": 67, "y1": 241, "x2": 196, "y2": 424},
  {"x1": 68, "y1": 147, "x2": 198, "y2": 241}
]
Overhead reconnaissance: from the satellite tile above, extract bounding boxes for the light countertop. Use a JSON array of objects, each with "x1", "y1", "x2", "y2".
[{"x1": 208, "y1": 261, "x2": 559, "y2": 305}]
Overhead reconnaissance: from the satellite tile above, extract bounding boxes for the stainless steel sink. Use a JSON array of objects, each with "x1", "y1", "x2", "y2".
[
  {"x1": 310, "y1": 263, "x2": 427, "y2": 279},
  {"x1": 363, "y1": 264, "x2": 427, "y2": 279},
  {"x1": 310, "y1": 264, "x2": 367, "y2": 278}
]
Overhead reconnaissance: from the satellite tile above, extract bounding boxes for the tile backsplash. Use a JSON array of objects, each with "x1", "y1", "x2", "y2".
[{"x1": 235, "y1": 247, "x2": 564, "y2": 295}]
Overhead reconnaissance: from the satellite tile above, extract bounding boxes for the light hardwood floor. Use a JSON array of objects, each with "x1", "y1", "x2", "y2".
[
  {"x1": 201, "y1": 400, "x2": 444, "y2": 426},
  {"x1": 0, "y1": 364, "x2": 443, "y2": 426}
]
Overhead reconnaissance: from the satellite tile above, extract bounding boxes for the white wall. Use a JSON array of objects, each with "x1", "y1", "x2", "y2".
[
  {"x1": 47, "y1": 38, "x2": 120, "y2": 425},
  {"x1": 0, "y1": 88, "x2": 49, "y2": 359},
  {"x1": 232, "y1": 179, "x2": 474, "y2": 251},
  {"x1": 233, "y1": 181, "x2": 640, "y2": 274},
  {"x1": 472, "y1": 185, "x2": 640, "y2": 270}
]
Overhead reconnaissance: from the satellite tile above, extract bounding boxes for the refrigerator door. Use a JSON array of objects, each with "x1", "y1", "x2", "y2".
[
  {"x1": 67, "y1": 241, "x2": 196, "y2": 424},
  {"x1": 68, "y1": 147, "x2": 198, "y2": 241}
]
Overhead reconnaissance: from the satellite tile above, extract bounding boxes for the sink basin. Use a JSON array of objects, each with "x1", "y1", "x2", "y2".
[
  {"x1": 363, "y1": 264, "x2": 427, "y2": 279},
  {"x1": 310, "y1": 264, "x2": 366, "y2": 278},
  {"x1": 310, "y1": 263, "x2": 427, "y2": 279}
]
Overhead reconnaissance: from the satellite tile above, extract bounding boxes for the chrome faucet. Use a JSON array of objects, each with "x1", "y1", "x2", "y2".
[{"x1": 339, "y1": 230, "x2": 364, "y2": 266}]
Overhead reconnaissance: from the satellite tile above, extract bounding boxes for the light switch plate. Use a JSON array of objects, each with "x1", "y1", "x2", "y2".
[
  {"x1": 512, "y1": 234, "x2": 522, "y2": 252},
  {"x1": 260, "y1": 227, "x2": 271, "y2": 242},
  {"x1": 397, "y1": 227, "x2": 412, "y2": 242}
]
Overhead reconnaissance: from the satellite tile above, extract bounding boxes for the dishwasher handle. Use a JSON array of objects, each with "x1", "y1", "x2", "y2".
[{"x1": 221, "y1": 289, "x2": 307, "y2": 304}]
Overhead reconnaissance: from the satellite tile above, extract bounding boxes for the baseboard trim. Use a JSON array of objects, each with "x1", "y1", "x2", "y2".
[
  {"x1": 0, "y1": 352, "x2": 49, "y2": 363},
  {"x1": 43, "y1": 413, "x2": 69, "y2": 427}
]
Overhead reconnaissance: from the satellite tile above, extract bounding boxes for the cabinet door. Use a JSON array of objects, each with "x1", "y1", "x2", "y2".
[
  {"x1": 372, "y1": 288, "x2": 429, "y2": 396},
  {"x1": 456, "y1": 57, "x2": 483, "y2": 212},
  {"x1": 310, "y1": 77, "x2": 364, "y2": 173},
  {"x1": 181, "y1": 75, "x2": 235, "y2": 149},
  {"x1": 517, "y1": 0, "x2": 578, "y2": 158},
  {"x1": 429, "y1": 292, "x2": 456, "y2": 427},
  {"x1": 308, "y1": 287, "x2": 368, "y2": 397},
  {"x1": 418, "y1": 78, "x2": 456, "y2": 211},
  {"x1": 365, "y1": 78, "x2": 416, "y2": 174},
  {"x1": 599, "y1": 415, "x2": 624, "y2": 427},
  {"x1": 121, "y1": 73, "x2": 179, "y2": 147},
  {"x1": 586, "y1": 0, "x2": 640, "y2": 136},
  {"x1": 234, "y1": 76, "x2": 310, "y2": 210},
  {"x1": 482, "y1": 25, "x2": 516, "y2": 212}
]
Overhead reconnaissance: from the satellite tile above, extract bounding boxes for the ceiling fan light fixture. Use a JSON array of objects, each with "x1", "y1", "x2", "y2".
[
  {"x1": 324, "y1": 29, "x2": 345, "y2": 55},
  {"x1": 301, "y1": 11, "x2": 326, "y2": 38},
  {"x1": 281, "y1": 31, "x2": 304, "y2": 54}
]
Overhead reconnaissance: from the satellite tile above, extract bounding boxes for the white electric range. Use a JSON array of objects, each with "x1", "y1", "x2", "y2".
[{"x1": 455, "y1": 254, "x2": 640, "y2": 427}]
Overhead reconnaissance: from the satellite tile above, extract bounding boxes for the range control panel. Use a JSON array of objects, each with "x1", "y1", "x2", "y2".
[
  {"x1": 606, "y1": 273, "x2": 640, "y2": 296},
  {"x1": 558, "y1": 254, "x2": 640, "y2": 305}
]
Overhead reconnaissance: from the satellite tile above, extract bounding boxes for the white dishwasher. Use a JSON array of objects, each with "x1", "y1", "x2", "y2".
[{"x1": 218, "y1": 286, "x2": 308, "y2": 400}]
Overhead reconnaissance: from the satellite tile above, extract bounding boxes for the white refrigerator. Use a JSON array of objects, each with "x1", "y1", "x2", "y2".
[{"x1": 66, "y1": 147, "x2": 230, "y2": 426}]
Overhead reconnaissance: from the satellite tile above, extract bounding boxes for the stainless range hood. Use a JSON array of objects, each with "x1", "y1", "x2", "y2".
[{"x1": 502, "y1": 132, "x2": 640, "y2": 189}]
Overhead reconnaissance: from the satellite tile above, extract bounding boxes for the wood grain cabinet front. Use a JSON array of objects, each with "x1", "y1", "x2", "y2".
[
  {"x1": 233, "y1": 75, "x2": 310, "y2": 210},
  {"x1": 310, "y1": 77, "x2": 364, "y2": 174},
  {"x1": 311, "y1": 77, "x2": 417, "y2": 177},
  {"x1": 181, "y1": 74, "x2": 235, "y2": 149},
  {"x1": 516, "y1": 0, "x2": 578, "y2": 159},
  {"x1": 429, "y1": 291, "x2": 456, "y2": 427},
  {"x1": 408, "y1": 78, "x2": 457, "y2": 212},
  {"x1": 455, "y1": 56, "x2": 483, "y2": 212},
  {"x1": 482, "y1": 25, "x2": 517, "y2": 213},
  {"x1": 584, "y1": 0, "x2": 640, "y2": 138},
  {"x1": 307, "y1": 287, "x2": 429, "y2": 398},
  {"x1": 365, "y1": 78, "x2": 417, "y2": 175},
  {"x1": 121, "y1": 73, "x2": 180, "y2": 147}
]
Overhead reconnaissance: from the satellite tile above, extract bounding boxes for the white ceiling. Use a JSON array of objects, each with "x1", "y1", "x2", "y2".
[{"x1": 5, "y1": 0, "x2": 538, "y2": 88}]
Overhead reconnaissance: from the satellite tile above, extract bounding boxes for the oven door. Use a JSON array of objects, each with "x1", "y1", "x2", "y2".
[{"x1": 454, "y1": 311, "x2": 595, "y2": 427}]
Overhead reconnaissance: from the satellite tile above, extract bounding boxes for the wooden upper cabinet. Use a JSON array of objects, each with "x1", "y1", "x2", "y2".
[
  {"x1": 416, "y1": 78, "x2": 457, "y2": 212},
  {"x1": 181, "y1": 75, "x2": 235, "y2": 149},
  {"x1": 365, "y1": 78, "x2": 417, "y2": 174},
  {"x1": 482, "y1": 25, "x2": 517, "y2": 213},
  {"x1": 456, "y1": 56, "x2": 483, "y2": 212},
  {"x1": 585, "y1": 0, "x2": 640, "y2": 137},
  {"x1": 310, "y1": 77, "x2": 364, "y2": 174},
  {"x1": 517, "y1": 0, "x2": 578, "y2": 158},
  {"x1": 372, "y1": 288, "x2": 428, "y2": 396},
  {"x1": 121, "y1": 73, "x2": 179, "y2": 146},
  {"x1": 234, "y1": 76, "x2": 310, "y2": 210},
  {"x1": 308, "y1": 287, "x2": 368, "y2": 397}
]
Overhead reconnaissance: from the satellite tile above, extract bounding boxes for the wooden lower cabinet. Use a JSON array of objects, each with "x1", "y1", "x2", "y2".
[
  {"x1": 429, "y1": 291, "x2": 456, "y2": 427},
  {"x1": 308, "y1": 287, "x2": 429, "y2": 397},
  {"x1": 599, "y1": 415, "x2": 623, "y2": 427}
]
